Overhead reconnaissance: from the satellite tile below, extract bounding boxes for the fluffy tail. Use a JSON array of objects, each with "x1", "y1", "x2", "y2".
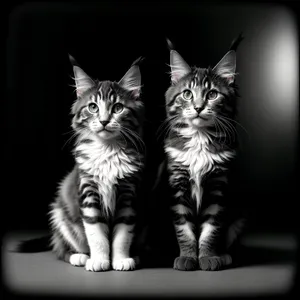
[
  {"x1": 131, "y1": 56, "x2": 145, "y2": 67},
  {"x1": 12, "y1": 235, "x2": 52, "y2": 253}
]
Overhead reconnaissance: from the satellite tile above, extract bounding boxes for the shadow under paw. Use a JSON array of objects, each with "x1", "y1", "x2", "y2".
[
  {"x1": 173, "y1": 256, "x2": 198, "y2": 271},
  {"x1": 199, "y1": 254, "x2": 232, "y2": 271}
]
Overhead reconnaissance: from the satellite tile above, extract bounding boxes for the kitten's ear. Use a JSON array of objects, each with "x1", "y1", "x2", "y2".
[
  {"x1": 169, "y1": 49, "x2": 191, "y2": 84},
  {"x1": 69, "y1": 54, "x2": 94, "y2": 98},
  {"x1": 213, "y1": 50, "x2": 236, "y2": 84},
  {"x1": 118, "y1": 58, "x2": 142, "y2": 98}
]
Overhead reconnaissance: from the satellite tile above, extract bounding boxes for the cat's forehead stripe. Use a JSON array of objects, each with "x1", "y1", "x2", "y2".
[
  {"x1": 98, "y1": 86, "x2": 103, "y2": 100},
  {"x1": 96, "y1": 82, "x2": 116, "y2": 102},
  {"x1": 203, "y1": 76, "x2": 210, "y2": 89},
  {"x1": 189, "y1": 78, "x2": 196, "y2": 89}
]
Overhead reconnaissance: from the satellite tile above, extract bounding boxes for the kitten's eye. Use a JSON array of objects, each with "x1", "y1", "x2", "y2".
[
  {"x1": 87, "y1": 103, "x2": 99, "y2": 113},
  {"x1": 207, "y1": 90, "x2": 218, "y2": 100},
  {"x1": 112, "y1": 103, "x2": 124, "y2": 114},
  {"x1": 182, "y1": 89, "x2": 193, "y2": 101}
]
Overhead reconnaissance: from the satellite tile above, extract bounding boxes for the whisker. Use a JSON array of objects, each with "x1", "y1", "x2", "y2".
[
  {"x1": 61, "y1": 130, "x2": 79, "y2": 150},
  {"x1": 161, "y1": 121, "x2": 177, "y2": 143},
  {"x1": 120, "y1": 130, "x2": 143, "y2": 167},
  {"x1": 217, "y1": 117, "x2": 238, "y2": 141},
  {"x1": 165, "y1": 121, "x2": 183, "y2": 145},
  {"x1": 215, "y1": 117, "x2": 237, "y2": 145},
  {"x1": 215, "y1": 118, "x2": 229, "y2": 145},
  {"x1": 62, "y1": 128, "x2": 76, "y2": 136},
  {"x1": 218, "y1": 115, "x2": 250, "y2": 138},
  {"x1": 156, "y1": 115, "x2": 178, "y2": 135},
  {"x1": 113, "y1": 119, "x2": 144, "y2": 150},
  {"x1": 212, "y1": 118, "x2": 225, "y2": 144},
  {"x1": 156, "y1": 116, "x2": 179, "y2": 141},
  {"x1": 118, "y1": 133, "x2": 128, "y2": 148},
  {"x1": 119, "y1": 126, "x2": 145, "y2": 152}
]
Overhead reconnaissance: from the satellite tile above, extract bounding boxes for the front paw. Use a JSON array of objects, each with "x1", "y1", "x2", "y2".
[
  {"x1": 173, "y1": 256, "x2": 198, "y2": 271},
  {"x1": 199, "y1": 254, "x2": 232, "y2": 271},
  {"x1": 112, "y1": 258, "x2": 136, "y2": 271},
  {"x1": 70, "y1": 253, "x2": 89, "y2": 267},
  {"x1": 85, "y1": 257, "x2": 111, "y2": 272}
]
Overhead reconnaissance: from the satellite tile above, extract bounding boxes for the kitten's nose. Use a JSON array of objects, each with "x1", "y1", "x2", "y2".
[
  {"x1": 100, "y1": 121, "x2": 109, "y2": 127},
  {"x1": 194, "y1": 106, "x2": 204, "y2": 114}
]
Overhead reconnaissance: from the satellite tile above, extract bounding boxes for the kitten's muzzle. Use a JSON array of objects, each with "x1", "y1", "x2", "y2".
[{"x1": 193, "y1": 106, "x2": 209, "y2": 121}]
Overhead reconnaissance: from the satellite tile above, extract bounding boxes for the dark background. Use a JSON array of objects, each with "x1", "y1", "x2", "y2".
[{"x1": 4, "y1": 2, "x2": 298, "y2": 239}]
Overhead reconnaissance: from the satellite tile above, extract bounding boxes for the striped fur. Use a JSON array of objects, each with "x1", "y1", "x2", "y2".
[
  {"x1": 49, "y1": 57, "x2": 145, "y2": 272},
  {"x1": 164, "y1": 38, "x2": 245, "y2": 271}
]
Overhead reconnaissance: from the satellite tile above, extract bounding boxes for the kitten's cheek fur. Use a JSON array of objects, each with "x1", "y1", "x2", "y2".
[{"x1": 89, "y1": 124, "x2": 103, "y2": 133}]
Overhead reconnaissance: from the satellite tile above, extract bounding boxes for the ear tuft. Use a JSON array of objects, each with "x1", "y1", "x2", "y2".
[
  {"x1": 68, "y1": 54, "x2": 78, "y2": 66},
  {"x1": 166, "y1": 38, "x2": 175, "y2": 50},
  {"x1": 131, "y1": 56, "x2": 144, "y2": 67},
  {"x1": 118, "y1": 59, "x2": 142, "y2": 98},
  {"x1": 229, "y1": 32, "x2": 244, "y2": 52},
  {"x1": 69, "y1": 55, "x2": 94, "y2": 97}
]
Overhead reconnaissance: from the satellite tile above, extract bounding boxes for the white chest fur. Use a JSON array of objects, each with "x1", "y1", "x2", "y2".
[
  {"x1": 75, "y1": 140, "x2": 139, "y2": 214},
  {"x1": 165, "y1": 132, "x2": 234, "y2": 211}
]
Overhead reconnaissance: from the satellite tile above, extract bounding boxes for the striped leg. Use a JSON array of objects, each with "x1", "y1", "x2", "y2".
[
  {"x1": 79, "y1": 178, "x2": 111, "y2": 272},
  {"x1": 169, "y1": 164, "x2": 197, "y2": 271},
  {"x1": 112, "y1": 179, "x2": 138, "y2": 271},
  {"x1": 50, "y1": 225, "x2": 89, "y2": 267},
  {"x1": 49, "y1": 169, "x2": 90, "y2": 267},
  {"x1": 198, "y1": 171, "x2": 232, "y2": 271}
]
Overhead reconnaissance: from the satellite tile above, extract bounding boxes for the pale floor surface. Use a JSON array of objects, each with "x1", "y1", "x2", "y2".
[{"x1": 2, "y1": 231, "x2": 297, "y2": 298}]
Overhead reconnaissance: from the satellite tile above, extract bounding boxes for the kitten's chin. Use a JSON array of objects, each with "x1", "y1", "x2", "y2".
[
  {"x1": 96, "y1": 129, "x2": 117, "y2": 140},
  {"x1": 190, "y1": 116, "x2": 211, "y2": 128},
  {"x1": 191, "y1": 118, "x2": 202, "y2": 127}
]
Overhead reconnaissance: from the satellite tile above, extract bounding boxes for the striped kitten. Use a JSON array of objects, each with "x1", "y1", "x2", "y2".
[
  {"x1": 48, "y1": 56, "x2": 145, "y2": 272},
  {"x1": 164, "y1": 37, "x2": 245, "y2": 271}
]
